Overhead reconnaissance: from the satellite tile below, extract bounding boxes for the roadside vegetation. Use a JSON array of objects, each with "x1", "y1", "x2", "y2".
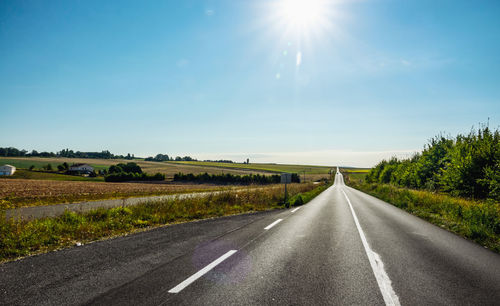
[
  {"x1": 0, "y1": 182, "x2": 327, "y2": 262},
  {"x1": 345, "y1": 125, "x2": 500, "y2": 253},
  {"x1": 365, "y1": 125, "x2": 499, "y2": 201}
]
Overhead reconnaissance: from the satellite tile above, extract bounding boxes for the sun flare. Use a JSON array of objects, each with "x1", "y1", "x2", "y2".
[{"x1": 279, "y1": 0, "x2": 324, "y2": 28}]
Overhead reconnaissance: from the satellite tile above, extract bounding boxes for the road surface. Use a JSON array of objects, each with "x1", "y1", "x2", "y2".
[{"x1": 1, "y1": 171, "x2": 499, "y2": 305}]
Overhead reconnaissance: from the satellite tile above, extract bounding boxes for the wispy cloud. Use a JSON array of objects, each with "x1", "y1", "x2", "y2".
[
  {"x1": 176, "y1": 58, "x2": 190, "y2": 68},
  {"x1": 205, "y1": 9, "x2": 214, "y2": 16}
]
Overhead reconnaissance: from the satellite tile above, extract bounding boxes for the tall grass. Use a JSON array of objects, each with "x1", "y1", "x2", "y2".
[
  {"x1": 348, "y1": 181, "x2": 500, "y2": 253},
  {"x1": 0, "y1": 182, "x2": 325, "y2": 262}
]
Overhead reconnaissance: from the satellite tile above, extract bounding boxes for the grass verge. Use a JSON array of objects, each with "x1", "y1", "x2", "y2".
[
  {"x1": 347, "y1": 181, "x2": 500, "y2": 253},
  {"x1": 0, "y1": 182, "x2": 328, "y2": 263}
]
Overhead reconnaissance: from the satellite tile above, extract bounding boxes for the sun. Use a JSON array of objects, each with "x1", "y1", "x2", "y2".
[
  {"x1": 279, "y1": 0, "x2": 324, "y2": 29},
  {"x1": 273, "y1": 0, "x2": 331, "y2": 36}
]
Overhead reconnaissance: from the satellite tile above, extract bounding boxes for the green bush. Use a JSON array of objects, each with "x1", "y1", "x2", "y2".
[
  {"x1": 366, "y1": 125, "x2": 499, "y2": 201},
  {"x1": 293, "y1": 195, "x2": 304, "y2": 206}
]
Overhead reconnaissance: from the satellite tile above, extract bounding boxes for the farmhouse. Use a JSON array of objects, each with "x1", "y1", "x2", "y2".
[
  {"x1": 69, "y1": 163, "x2": 94, "y2": 174},
  {"x1": 0, "y1": 164, "x2": 16, "y2": 176}
]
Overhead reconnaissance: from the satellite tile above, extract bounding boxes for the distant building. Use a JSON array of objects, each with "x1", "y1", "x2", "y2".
[
  {"x1": 0, "y1": 164, "x2": 16, "y2": 176},
  {"x1": 69, "y1": 163, "x2": 94, "y2": 174}
]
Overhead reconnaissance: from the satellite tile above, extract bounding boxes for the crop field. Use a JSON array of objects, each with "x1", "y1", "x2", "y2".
[
  {"x1": 169, "y1": 161, "x2": 345, "y2": 181},
  {"x1": 1, "y1": 169, "x2": 104, "y2": 182},
  {"x1": 0, "y1": 157, "x2": 271, "y2": 180},
  {"x1": 0, "y1": 179, "x2": 231, "y2": 208},
  {"x1": 170, "y1": 160, "x2": 333, "y2": 173},
  {"x1": 169, "y1": 161, "x2": 371, "y2": 182}
]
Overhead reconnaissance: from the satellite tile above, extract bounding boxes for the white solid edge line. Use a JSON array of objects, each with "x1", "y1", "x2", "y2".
[
  {"x1": 291, "y1": 207, "x2": 301, "y2": 213},
  {"x1": 264, "y1": 218, "x2": 283, "y2": 230},
  {"x1": 341, "y1": 189, "x2": 401, "y2": 306},
  {"x1": 168, "y1": 250, "x2": 237, "y2": 294}
]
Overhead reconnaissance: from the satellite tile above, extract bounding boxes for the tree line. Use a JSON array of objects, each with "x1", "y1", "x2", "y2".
[
  {"x1": 365, "y1": 125, "x2": 499, "y2": 201},
  {"x1": 144, "y1": 154, "x2": 198, "y2": 162},
  {"x1": 0, "y1": 147, "x2": 135, "y2": 160},
  {"x1": 173, "y1": 172, "x2": 300, "y2": 185}
]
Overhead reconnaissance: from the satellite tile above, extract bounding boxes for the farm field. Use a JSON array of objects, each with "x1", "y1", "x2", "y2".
[
  {"x1": 170, "y1": 161, "x2": 370, "y2": 181},
  {"x1": 0, "y1": 169, "x2": 104, "y2": 182},
  {"x1": 169, "y1": 161, "x2": 345, "y2": 181},
  {"x1": 0, "y1": 157, "x2": 370, "y2": 182},
  {"x1": 0, "y1": 157, "x2": 271, "y2": 180},
  {"x1": 170, "y1": 160, "x2": 332, "y2": 173},
  {"x1": 0, "y1": 179, "x2": 233, "y2": 208}
]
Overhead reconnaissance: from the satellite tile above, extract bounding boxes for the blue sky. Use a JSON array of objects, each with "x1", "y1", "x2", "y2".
[{"x1": 1, "y1": 0, "x2": 499, "y2": 167}]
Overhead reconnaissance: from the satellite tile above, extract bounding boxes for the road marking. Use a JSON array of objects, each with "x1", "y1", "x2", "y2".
[
  {"x1": 264, "y1": 219, "x2": 283, "y2": 230},
  {"x1": 291, "y1": 207, "x2": 301, "y2": 213},
  {"x1": 341, "y1": 189, "x2": 401, "y2": 306},
  {"x1": 168, "y1": 250, "x2": 237, "y2": 294}
]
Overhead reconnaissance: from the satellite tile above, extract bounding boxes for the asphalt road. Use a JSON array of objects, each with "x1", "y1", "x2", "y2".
[{"x1": 1, "y1": 172, "x2": 499, "y2": 305}]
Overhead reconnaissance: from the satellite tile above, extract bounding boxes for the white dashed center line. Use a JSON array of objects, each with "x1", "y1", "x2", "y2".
[
  {"x1": 264, "y1": 219, "x2": 283, "y2": 230},
  {"x1": 168, "y1": 250, "x2": 237, "y2": 294}
]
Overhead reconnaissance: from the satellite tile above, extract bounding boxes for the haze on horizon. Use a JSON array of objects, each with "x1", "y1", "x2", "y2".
[{"x1": 1, "y1": 0, "x2": 499, "y2": 168}]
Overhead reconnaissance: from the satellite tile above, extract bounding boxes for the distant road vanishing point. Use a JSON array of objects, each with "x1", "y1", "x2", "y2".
[{"x1": 1, "y1": 172, "x2": 500, "y2": 305}]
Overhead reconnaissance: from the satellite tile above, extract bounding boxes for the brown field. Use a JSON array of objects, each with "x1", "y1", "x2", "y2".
[
  {"x1": 0, "y1": 157, "x2": 271, "y2": 179},
  {"x1": 0, "y1": 179, "x2": 234, "y2": 208}
]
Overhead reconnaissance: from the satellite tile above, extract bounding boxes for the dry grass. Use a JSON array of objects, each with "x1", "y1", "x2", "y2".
[{"x1": 0, "y1": 179, "x2": 232, "y2": 208}]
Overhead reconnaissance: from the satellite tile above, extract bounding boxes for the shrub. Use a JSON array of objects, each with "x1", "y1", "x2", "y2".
[
  {"x1": 293, "y1": 195, "x2": 304, "y2": 206},
  {"x1": 365, "y1": 125, "x2": 499, "y2": 201}
]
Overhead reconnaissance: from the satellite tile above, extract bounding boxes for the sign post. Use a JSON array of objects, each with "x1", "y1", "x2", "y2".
[{"x1": 281, "y1": 173, "x2": 292, "y2": 207}]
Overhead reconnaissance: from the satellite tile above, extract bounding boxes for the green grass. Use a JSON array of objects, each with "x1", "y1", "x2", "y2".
[
  {"x1": 347, "y1": 181, "x2": 500, "y2": 253},
  {"x1": 170, "y1": 161, "x2": 335, "y2": 174},
  {"x1": 0, "y1": 169, "x2": 104, "y2": 182},
  {"x1": 0, "y1": 182, "x2": 327, "y2": 262}
]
